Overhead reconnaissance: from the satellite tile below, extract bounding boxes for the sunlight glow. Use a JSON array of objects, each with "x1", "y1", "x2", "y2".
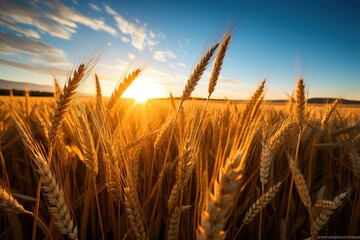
[{"x1": 123, "y1": 79, "x2": 165, "y2": 102}]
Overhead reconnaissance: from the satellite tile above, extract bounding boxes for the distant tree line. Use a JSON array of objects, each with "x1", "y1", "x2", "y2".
[{"x1": 0, "y1": 89, "x2": 53, "y2": 97}]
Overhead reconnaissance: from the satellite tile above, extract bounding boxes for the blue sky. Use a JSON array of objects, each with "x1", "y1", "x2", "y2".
[{"x1": 0, "y1": 0, "x2": 359, "y2": 100}]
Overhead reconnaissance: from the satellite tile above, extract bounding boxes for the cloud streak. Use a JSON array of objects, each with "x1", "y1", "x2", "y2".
[
  {"x1": 0, "y1": 0, "x2": 116, "y2": 40},
  {"x1": 0, "y1": 58, "x2": 68, "y2": 76},
  {"x1": 104, "y1": 4, "x2": 161, "y2": 51},
  {"x1": 153, "y1": 51, "x2": 176, "y2": 62},
  {"x1": 0, "y1": 32, "x2": 67, "y2": 65}
]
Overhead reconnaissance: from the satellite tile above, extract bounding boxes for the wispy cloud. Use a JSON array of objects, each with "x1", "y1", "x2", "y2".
[
  {"x1": 153, "y1": 51, "x2": 176, "y2": 62},
  {"x1": 0, "y1": 0, "x2": 117, "y2": 40},
  {"x1": 104, "y1": 4, "x2": 161, "y2": 51},
  {"x1": 0, "y1": 18, "x2": 41, "y2": 39},
  {"x1": 0, "y1": 32, "x2": 67, "y2": 65},
  {"x1": 89, "y1": 3, "x2": 101, "y2": 12},
  {"x1": 0, "y1": 58, "x2": 68, "y2": 76}
]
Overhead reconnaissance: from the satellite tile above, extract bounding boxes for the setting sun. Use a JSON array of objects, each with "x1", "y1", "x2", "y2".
[{"x1": 123, "y1": 79, "x2": 165, "y2": 102}]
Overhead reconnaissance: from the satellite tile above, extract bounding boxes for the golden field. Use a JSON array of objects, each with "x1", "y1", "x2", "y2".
[{"x1": 1, "y1": 35, "x2": 360, "y2": 240}]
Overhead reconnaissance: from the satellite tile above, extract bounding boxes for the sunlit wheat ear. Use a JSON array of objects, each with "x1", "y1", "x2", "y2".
[
  {"x1": 154, "y1": 118, "x2": 174, "y2": 150},
  {"x1": 242, "y1": 181, "x2": 282, "y2": 225},
  {"x1": 12, "y1": 113, "x2": 78, "y2": 239},
  {"x1": 181, "y1": 43, "x2": 219, "y2": 101},
  {"x1": 295, "y1": 78, "x2": 305, "y2": 128},
  {"x1": 49, "y1": 60, "x2": 96, "y2": 145},
  {"x1": 168, "y1": 142, "x2": 192, "y2": 202},
  {"x1": 128, "y1": 145, "x2": 142, "y2": 189},
  {"x1": 287, "y1": 153, "x2": 312, "y2": 211},
  {"x1": 313, "y1": 192, "x2": 347, "y2": 232},
  {"x1": 0, "y1": 185, "x2": 26, "y2": 214},
  {"x1": 106, "y1": 68, "x2": 141, "y2": 112},
  {"x1": 208, "y1": 33, "x2": 231, "y2": 98},
  {"x1": 95, "y1": 74, "x2": 103, "y2": 110},
  {"x1": 198, "y1": 150, "x2": 244, "y2": 240},
  {"x1": 240, "y1": 80, "x2": 265, "y2": 123},
  {"x1": 260, "y1": 121, "x2": 293, "y2": 186},
  {"x1": 321, "y1": 99, "x2": 339, "y2": 130},
  {"x1": 311, "y1": 200, "x2": 338, "y2": 216},
  {"x1": 166, "y1": 206, "x2": 181, "y2": 240},
  {"x1": 332, "y1": 121, "x2": 360, "y2": 136},
  {"x1": 76, "y1": 110, "x2": 98, "y2": 177},
  {"x1": 347, "y1": 146, "x2": 360, "y2": 178},
  {"x1": 169, "y1": 92, "x2": 176, "y2": 111},
  {"x1": 124, "y1": 187, "x2": 148, "y2": 240},
  {"x1": 54, "y1": 77, "x2": 62, "y2": 100}
]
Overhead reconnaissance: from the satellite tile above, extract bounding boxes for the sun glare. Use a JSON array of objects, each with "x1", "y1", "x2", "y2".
[{"x1": 123, "y1": 80, "x2": 164, "y2": 102}]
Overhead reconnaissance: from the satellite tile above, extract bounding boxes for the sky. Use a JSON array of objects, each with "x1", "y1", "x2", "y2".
[{"x1": 0, "y1": 0, "x2": 359, "y2": 100}]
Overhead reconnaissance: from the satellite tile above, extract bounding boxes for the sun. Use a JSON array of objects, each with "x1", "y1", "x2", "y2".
[{"x1": 123, "y1": 80, "x2": 164, "y2": 102}]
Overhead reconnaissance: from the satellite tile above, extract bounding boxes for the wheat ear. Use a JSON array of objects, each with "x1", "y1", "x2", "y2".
[
  {"x1": 321, "y1": 99, "x2": 339, "y2": 130},
  {"x1": 95, "y1": 74, "x2": 103, "y2": 111},
  {"x1": 295, "y1": 78, "x2": 305, "y2": 128},
  {"x1": 124, "y1": 186, "x2": 148, "y2": 240},
  {"x1": 242, "y1": 181, "x2": 282, "y2": 225},
  {"x1": 260, "y1": 121, "x2": 293, "y2": 186},
  {"x1": 155, "y1": 118, "x2": 174, "y2": 150},
  {"x1": 76, "y1": 111, "x2": 98, "y2": 177},
  {"x1": 166, "y1": 206, "x2": 181, "y2": 240},
  {"x1": 176, "y1": 140, "x2": 195, "y2": 188},
  {"x1": 208, "y1": 33, "x2": 231, "y2": 98},
  {"x1": 181, "y1": 43, "x2": 219, "y2": 101},
  {"x1": 49, "y1": 64, "x2": 86, "y2": 144},
  {"x1": 198, "y1": 150, "x2": 244, "y2": 240},
  {"x1": 347, "y1": 146, "x2": 360, "y2": 178},
  {"x1": 107, "y1": 69, "x2": 141, "y2": 112},
  {"x1": 287, "y1": 154, "x2": 312, "y2": 211},
  {"x1": 166, "y1": 140, "x2": 194, "y2": 240},
  {"x1": 240, "y1": 80, "x2": 266, "y2": 124},
  {"x1": 313, "y1": 192, "x2": 347, "y2": 232},
  {"x1": 53, "y1": 77, "x2": 62, "y2": 100},
  {"x1": 13, "y1": 112, "x2": 78, "y2": 239},
  {"x1": 0, "y1": 185, "x2": 26, "y2": 214},
  {"x1": 332, "y1": 121, "x2": 360, "y2": 136}
]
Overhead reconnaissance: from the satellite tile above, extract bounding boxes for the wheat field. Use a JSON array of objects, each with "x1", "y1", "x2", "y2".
[{"x1": 1, "y1": 34, "x2": 360, "y2": 240}]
